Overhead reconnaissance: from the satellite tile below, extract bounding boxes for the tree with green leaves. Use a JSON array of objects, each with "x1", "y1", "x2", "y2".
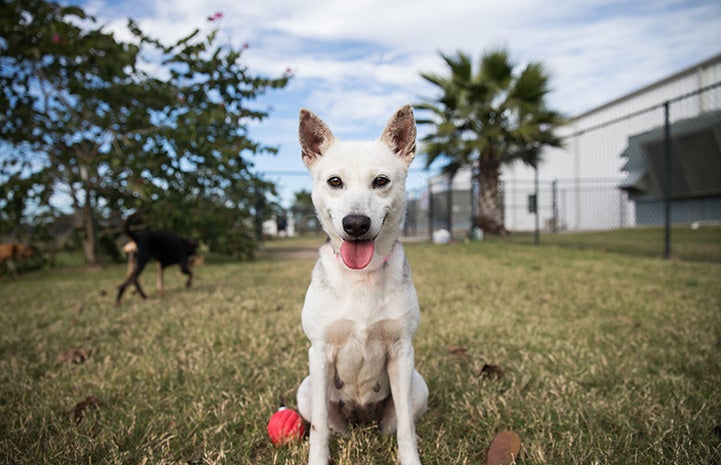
[
  {"x1": 118, "y1": 19, "x2": 288, "y2": 259},
  {"x1": 0, "y1": 0, "x2": 289, "y2": 263},
  {"x1": 290, "y1": 189, "x2": 318, "y2": 235},
  {"x1": 416, "y1": 49, "x2": 564, "y2": 235},
  {"x1": 1, "y1": 0, "x2": 152, "y2": 263}
]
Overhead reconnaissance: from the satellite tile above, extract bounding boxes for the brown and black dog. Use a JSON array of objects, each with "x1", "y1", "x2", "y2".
[{"x1": 116, "y1": 214, "x2": 199, "y2": 306}]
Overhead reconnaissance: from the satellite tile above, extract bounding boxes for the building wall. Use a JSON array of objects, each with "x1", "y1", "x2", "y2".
[
  {"x1": 502, "y1": 53, "x2": 721, "y2": 232},
  {"x1": 636, "y1": 196, "x2": 721, "y2": 226}
]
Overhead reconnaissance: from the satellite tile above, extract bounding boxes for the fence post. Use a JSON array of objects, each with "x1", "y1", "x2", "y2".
[
  {"x1": 428, "y1": 178, "x2": 433, "y2": 240},
  {"x1": 663, "y1": 101, "x2": 671, "y2": 259},
  {"x1": 447, "y1": 176, "x2": 453, "y2": 236},
  {"x1": 470, "y1": 165, "x2": 477, "y2": 238},
  {"x1": 552, "y1": 179, "x2": 558, "y2": 233},
  {"x1": 534, "y1": 164, "x2": 540, "y2": 245},
  {"x1": 254, "y1": 188, "x2": 265, "y2": 246}
]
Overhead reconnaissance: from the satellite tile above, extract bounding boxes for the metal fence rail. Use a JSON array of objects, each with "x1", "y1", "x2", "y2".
[{"x1": 404, "y1": 82, "x2": 721, "y2": 262}]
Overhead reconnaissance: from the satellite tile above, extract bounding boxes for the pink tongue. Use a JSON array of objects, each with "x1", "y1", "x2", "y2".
[{"x1": 339, "y1": 240, "x2": 375, "y2": 269}]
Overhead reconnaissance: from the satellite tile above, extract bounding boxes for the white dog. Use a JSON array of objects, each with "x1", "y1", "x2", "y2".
[{"x1": 296, "y1": 105, "x2": 428, "y2": 465}]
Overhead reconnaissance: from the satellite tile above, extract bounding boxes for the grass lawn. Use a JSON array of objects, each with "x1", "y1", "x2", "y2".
[
  {"x1": 1, "y1": 239, "x2": 720, "y2": 464},
  {"x1": 503, "y1": 225, "x2": 721, "y2": 262}
]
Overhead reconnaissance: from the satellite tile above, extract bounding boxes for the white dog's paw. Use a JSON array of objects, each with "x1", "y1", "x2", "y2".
[
  {"x1": 397, "y1": 446, "x2": 422, "y2": 465},
  {"x1": 308, "y1": 453, "x2": 329, "y2": 465},
  {"x1": 400, "y1": 458, "x2": 422, "y2": 465}
]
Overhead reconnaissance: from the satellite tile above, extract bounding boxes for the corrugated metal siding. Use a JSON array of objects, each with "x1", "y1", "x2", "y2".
[{"x1": 502, "y1": 53, "x2": 721, "y2": 231}]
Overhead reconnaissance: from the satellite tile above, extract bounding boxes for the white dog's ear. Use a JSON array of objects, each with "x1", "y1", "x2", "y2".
[
  {"x1": 299, "y1": 109, "x2": 336, "y2": 168},
  {"x1": 379, "y1": 104, "x2": 416, "y2": 165}
]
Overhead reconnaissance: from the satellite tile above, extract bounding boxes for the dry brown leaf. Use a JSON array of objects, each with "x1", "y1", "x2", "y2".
[
  {"x1": 56, "y1": 347, "x2": 92, "y2": 365},
  {"x1": 486, "y1": 431, "x2": 521, "y2": 465},
  {"x1": 446, "y1": 345, "x2": 468, "y2": 357},
  {"x1": 69, "y1": 396, "x2": 100, "y2": 423},
  {"x1": 477, "y1": 363, "x2": 505, "y2": 379}
]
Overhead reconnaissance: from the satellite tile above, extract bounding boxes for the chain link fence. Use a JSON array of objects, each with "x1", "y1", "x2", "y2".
[{"x1": 405, "y1": 81, "x2": 721, "y2": 261}]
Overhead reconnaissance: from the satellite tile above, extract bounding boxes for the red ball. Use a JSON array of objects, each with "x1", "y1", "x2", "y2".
[{"x1": 267, "y1": 407, "x2": 305, "y2": 445}]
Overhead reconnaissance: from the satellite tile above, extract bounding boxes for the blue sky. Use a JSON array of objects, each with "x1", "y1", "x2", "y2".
[{"x1": 73, "y1": 0, "x2": 721, "y2": 207}]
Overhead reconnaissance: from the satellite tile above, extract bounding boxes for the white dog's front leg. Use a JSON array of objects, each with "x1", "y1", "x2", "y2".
[
  {"x1": 308, "y1": 343, "x2": 330, "y2": 465},
  {"x1": 388, "y1": 343, "x2": 421, "y2": 465}
]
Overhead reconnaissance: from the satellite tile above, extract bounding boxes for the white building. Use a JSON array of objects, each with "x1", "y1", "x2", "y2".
[{"x1": 503, "y1": 52, "x2": 721, "y2": 232}]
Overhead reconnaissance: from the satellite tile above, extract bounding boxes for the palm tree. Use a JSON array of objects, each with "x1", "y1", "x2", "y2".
[{"x1": 416, "y1": 49, "x2": 564, "y2": 235}]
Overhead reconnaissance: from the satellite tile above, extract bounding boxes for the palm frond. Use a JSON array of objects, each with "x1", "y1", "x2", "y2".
[
  {"x1": 441, "y1": 51, "x2": 473, "y2": 83},
  {"x1": 416, "y1": 48, "x2": 563, "y2": 173},
  {"x1": 479, "y1": 48, "x2": 514, "y2": 88},
  {"x1": 419, "y1": 72, "x2": 449, "y2": 89},
  {"x1": 509, "y1": 61, "x2": 550, "y2": 108}
]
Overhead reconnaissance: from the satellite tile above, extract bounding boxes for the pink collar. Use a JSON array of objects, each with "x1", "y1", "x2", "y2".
[{"x1": 382, "y1": 240, "x2": 398, "y2": 265}]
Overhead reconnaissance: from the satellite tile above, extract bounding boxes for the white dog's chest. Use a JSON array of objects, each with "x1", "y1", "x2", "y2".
[{"x1": 323, "y1": 318, "x2": 403, "y2": 404}]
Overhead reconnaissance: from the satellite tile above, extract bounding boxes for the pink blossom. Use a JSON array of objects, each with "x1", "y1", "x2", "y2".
[
  {"x1": 207, "y1": 12, "x2": 224, "y2": 22},
  {"x1": 52, "y1": 33, "x2": 60, "y2": 44}
]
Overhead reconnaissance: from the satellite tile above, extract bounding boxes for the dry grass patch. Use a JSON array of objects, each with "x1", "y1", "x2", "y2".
[{"x1": 0, "y1": 240, "x2": 719, "y2": 464}]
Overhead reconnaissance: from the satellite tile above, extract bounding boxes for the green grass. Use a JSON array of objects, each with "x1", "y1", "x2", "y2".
[
  {"x1": 1, "y1": 239, "x2": 720, "y2": 464},
  {"x1": 504, "y1": 225, "x2": 721, "y2": 262}
]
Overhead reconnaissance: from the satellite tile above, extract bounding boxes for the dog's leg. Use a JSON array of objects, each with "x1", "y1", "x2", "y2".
[
  {"x1": 125, "y1": 251, "x2": 135, "y2": 277},
  {"x1": 133, "y1": 278, "x2": 148, "y2": 299},
  {"x1": 411, "y1": 370, "x2": 429, "y2": 421},
  {"x1": 8, "y1": 245, "x2": 19, "y2": 277},
  {"x1": 7, "y1": 259, "x2": 17, "y2": 278},
  {"x1": 298, "y1": 374, "x2": 349, "y2": 435},
  {"x1": 117, "y1": 257, "x2": 139, "y2": 306},
  {"x1": 307, "y1": 343, "x2": 331, "y2": 465},
  {"x1": 180, "y1": 262, "x2": 193, "y2": 289},
  {"x1": 380, "y1": 369, "x2": 428, "y2": 435},
  {"x1": 131, "y1": 258, "x2": 148, "y2": 300},
  {"x1": 297, "y1": 375, "x2": 312, "y2": 421},
  {"x1": 387, "y1": 343, "x2": 422, "y2": 465},
  {"x1": 117, "y1": 272, "x2": 146, "y2": 306},
  {"x1": 156, "y1": 262, "x2": 164, "y2": 296}
]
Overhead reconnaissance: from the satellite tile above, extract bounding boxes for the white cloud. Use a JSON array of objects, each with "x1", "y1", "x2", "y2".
[{"x1": 71, "y1": 0, "x2": 721, "y2": 205}]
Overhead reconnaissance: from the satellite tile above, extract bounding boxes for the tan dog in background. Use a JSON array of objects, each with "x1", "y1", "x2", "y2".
[{"x1": 0, "y1": 242, "x2": 34, "y2": 277}]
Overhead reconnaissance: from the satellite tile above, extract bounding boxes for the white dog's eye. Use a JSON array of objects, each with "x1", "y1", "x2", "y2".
[
  {"x1": 372, "y1": 176, "x2": 390, "y2": 189},
  {"x1": 327, "y1": 176, "x2": 343, "y2": 188}
]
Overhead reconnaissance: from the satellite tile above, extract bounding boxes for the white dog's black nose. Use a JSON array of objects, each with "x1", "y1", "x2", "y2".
[{"x1": 342, "y1": 215, "x2": 371, "y2": 237}]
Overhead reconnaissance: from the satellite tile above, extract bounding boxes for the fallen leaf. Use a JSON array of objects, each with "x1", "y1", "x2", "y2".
[
  {"x1": 477, "y1": 364, "x2": 505, "y2": 379},
  {"x1": 486, "y1": 431, "x2": 521, "y2": 465},
  {"x1": 186, "y1": 451, "x2": 205, "y2": 464},
  {"x1": 446, "y1": 345, "x2": 468, "y2": 357},
  {"x1": 69, "y1": 396, "x2": 100, "y2": 424},
  {"x1": 56, "y1": 347, "x2": 92, "y2": 365}
]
